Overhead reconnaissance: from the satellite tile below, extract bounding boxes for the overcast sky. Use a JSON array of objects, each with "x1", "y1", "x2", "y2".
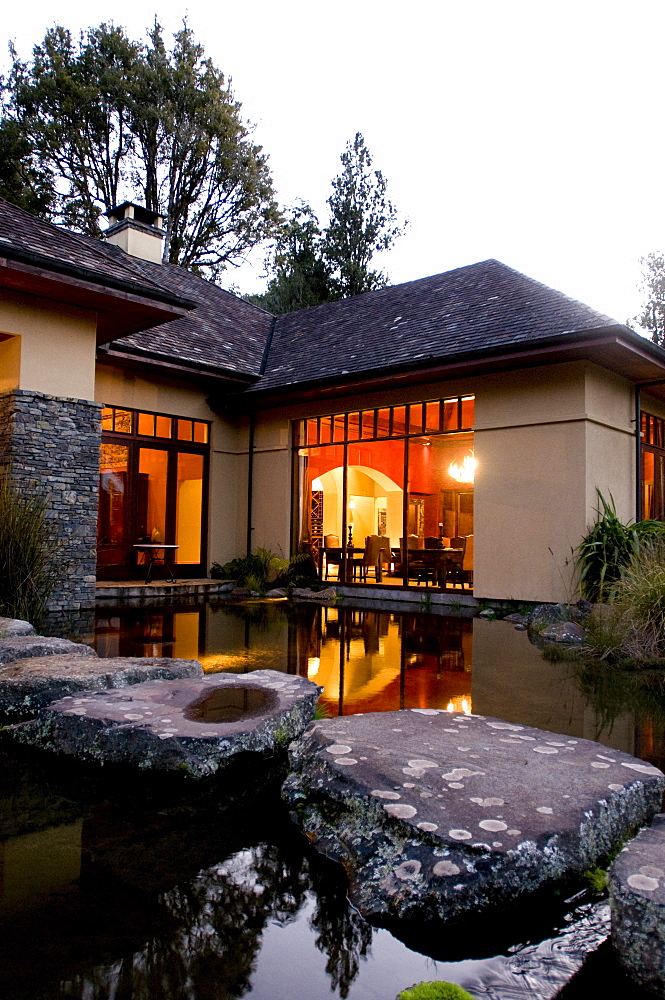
[{"x1": 3, "y1": 0, "x2": 664, "y2": 327}]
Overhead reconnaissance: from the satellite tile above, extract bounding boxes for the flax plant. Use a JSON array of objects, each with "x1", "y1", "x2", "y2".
[{"x1": 0, "y1": 471, "x2": 60, "y2": 627}]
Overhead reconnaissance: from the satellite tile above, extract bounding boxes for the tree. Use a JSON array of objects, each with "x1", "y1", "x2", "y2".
[
  {"x1": 249, "y1": 133, "x2": 405, "y2": 312},
  {"x1": 246, "y1": 204, "x2": 335, "y2": 313},
  {"x1": 3, "y1": 23, "x2": 280, "y2": 277},
  {"x1": 636, "y1": 252, "x2": 665, "y2": 346},
  {"x1": 323, "y1": 132, "x2": 405, "y2": 297}
]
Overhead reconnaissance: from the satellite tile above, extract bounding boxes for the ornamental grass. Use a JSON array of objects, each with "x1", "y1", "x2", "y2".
[
  {"x1": 0, "y1": 470, "x2": 60, "y2": 628},
  {"x1": 584, "y1": 537, "x2": 665, "y2": 663}
]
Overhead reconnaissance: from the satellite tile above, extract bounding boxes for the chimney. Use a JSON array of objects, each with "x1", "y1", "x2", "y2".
[{"x1": 103, "y1": 202, "x2": 164, "y2": 264}]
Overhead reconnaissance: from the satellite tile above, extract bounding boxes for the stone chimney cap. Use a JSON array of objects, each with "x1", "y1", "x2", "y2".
[{"x1": 105, "y1": 202, "x2": 163, "y2": 230}]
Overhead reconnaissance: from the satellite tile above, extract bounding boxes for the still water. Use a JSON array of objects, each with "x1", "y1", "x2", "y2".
[{"x1": 1, "y1": 600, "x2": 662, "y2": 1000}]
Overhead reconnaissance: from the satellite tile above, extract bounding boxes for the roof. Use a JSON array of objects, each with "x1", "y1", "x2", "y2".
[
  {"x1": 108, "y1": 261, "x2": 274, "y2": 379},
  {"x1": 0, "y1": 197, "x2": 190, "y2": 309},
  {"x1": 252, "y1": 260, "x2": 624, "y2": 392}
]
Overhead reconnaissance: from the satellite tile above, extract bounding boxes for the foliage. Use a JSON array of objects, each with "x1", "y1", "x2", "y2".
[
  {"x1": 274, "y1": 551, "x2": 320, "y2": 590},
  {"x1": 635, "y1": 252, "x2": 665, "y2": 345},
  {"x1": 3, "y1": 22, "x2": 279, "y2": 276},
  {"x1": 246, "y1": 204, "x2": 335, "y2": 313},
  {"x1": 324, "y1": 132, "x2": 405, "y2": 298},
  {"x1": 249, "y1": 133, "x2": 406, "y2": 311},
  {"x1": 574, "y1": 491, "x2": 665, "y2": 602},
  {"x1": 397, "y1": 983, "x2": 474, "y2": 1000},
  {"x1": 583, "y1": 538, "x2": 665, "y2": 662},
  {"x1": 583, "y1": 867, "x2": 608, "y2": 893},
  {"x1": 313, "y1": 699, "x2": 333, "y2": 720},
  {"x1": 0, "y1": 471, "x2": 60, "y2": 627},
  {"x1": 211, "y1": 548, "x2": 288, "y2": 593},
  {"x1": 0, "y1": 116, "x2": 53, "y2": 215}
]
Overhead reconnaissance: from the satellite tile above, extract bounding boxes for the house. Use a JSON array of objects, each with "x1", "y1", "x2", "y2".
[{"x1": 2, "y1": 196, "x2": 665, "y2": 611}]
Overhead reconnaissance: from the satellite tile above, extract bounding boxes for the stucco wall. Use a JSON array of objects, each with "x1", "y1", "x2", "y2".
[
  {"x1": 95, "y1": 363, "x2": 248, "y2": 568},
  {"x1": 251, "y1": 361, "x2": 636, "y2": 603},
  {"x1": 0, "y1": 292, "x2": 97, "y2": 399}
]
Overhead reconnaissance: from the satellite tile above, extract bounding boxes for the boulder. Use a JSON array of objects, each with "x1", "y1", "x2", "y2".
[
  {"x1": 503, "y1": 613, "x2": 528, "y2": 625},
  {"x1": 0, "y1": 635, "x2": 96, "y2": 666},
  {"x1": 610, "y1": 813, "x2": 665, "y2": 996},
  {"x1": 291, "y1": 587, "x2": 337, "y2": 601},
  {"x1": 540, "y1": 621, "x2": 587, "y2": 644},
  {"x1": 0, "y1": 655, "x2": 203, "y2": 720},
  {"x1": 0, "y1": 617, "x2": 36, "y2": 637},
  {"x1": 283, "y1": 710, "x2": 665, "y2": 927},
  {"x1": 10, "y1": 669, "x2": 322, "y2": 779}
]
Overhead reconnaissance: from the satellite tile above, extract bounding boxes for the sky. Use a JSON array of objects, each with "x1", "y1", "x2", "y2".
[{"x1": 3, "y1": 0, "x2": 665, "y2": 327}]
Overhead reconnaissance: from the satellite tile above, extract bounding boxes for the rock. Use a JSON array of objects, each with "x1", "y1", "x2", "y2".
[
  {"x1": 10, "y1": 669, "x2": 322, "y2": 779},
  {"x1": 266, "y1": 588, "x2": 287, "y2": 598},
  {"x1": 514, "y1": 624, "x2": 527, "y2": 631},
  {"x1": 0, "y1": 617, "x2": 36, "y2": 637},
  {"x1": 283, "y1": 710, "x2": 665, "y2": 927},
  {"x1": 478, "y1": 609, "x2": 496, "y2": 619},
  {"x1": 0, "y1": 635, "x2": 97, "y2": 666},
  {"x1": 609, "y1": 813, "x2": 665, "y2": 996},
  {"x1": 527, "y1": 603, "x2": 570, "y2": 629},
  {"x1": 0, "y1": 655, "x2": 203, "y2": 721},
  {"x1": 503, "y1": 613, "x2": 528, "y2": 624},
  {"x1": 291, "y1": 587, "x2": 337, "y2": 601},
  {"x1": 540, "y1": 622, "x2": 587, "y2": 644}
]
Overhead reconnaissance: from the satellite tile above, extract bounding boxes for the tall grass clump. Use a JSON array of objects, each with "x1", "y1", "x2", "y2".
[
  {"x1": 584, "y1": 537, "x2": 665, "y2": 662},
  {"x1": 0, "y1": 471, "x2": 60, "y2": 627},
  {"x1": 574, "y1": 491, "x2": 665, "y2": 602}
]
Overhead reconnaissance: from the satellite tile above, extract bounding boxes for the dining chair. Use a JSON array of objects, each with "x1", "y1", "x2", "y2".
[
  {"x1": 356, "y1": 535, "x2": 382, "y2": 582},
  {"x1": 324, "y1": 537, "x2": 343, "y2": 580},
  {"x1": 445, "y1": 537, "x2": 467, "y2": 588}
]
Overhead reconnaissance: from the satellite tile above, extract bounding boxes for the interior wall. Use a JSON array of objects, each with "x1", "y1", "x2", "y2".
[{"x1": 0, "y1": 291, "x2": 97, "y2": 399}]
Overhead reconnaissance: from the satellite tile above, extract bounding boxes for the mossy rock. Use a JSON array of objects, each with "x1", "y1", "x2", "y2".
[{"x1": 397, "y1": 982, "x2": 474, "y2": 1000}]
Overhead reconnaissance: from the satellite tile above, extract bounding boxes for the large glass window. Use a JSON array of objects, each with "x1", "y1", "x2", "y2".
[
  {"x1": 642, "y1": 411, "x2": 665, "y2": 521},
  {"x1": 294, "y1": 397, "x2": 475, "y2": 590},
  {"x1": 98, "y1": 406, "x2": 210, "y2": 579}
]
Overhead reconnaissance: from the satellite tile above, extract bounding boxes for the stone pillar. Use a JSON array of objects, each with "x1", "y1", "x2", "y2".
[{"x1": 0, "y1": 389, "x2": 102, "y2": 611}]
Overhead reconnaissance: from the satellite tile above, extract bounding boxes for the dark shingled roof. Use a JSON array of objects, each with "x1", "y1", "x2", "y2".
[
  {"x1": 0, "y1": 197, "x2": 190, "y2": 307},
  {"x1": 110, "y1": 260, "x2": 274, "y2": 379},
  {"x1": 253, "y1": 260, "x2": 621, "y2": 392}
]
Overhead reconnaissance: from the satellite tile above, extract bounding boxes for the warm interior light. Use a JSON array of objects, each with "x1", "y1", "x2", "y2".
[
  {"x1": 349, "y1": 499, "x2": 355, "y2": 510},
  {"x1": 311, "y1": 477, "x2": 323, "y2": 491},
  {"x1": 448, "y1": 454, "x2": 477, "y2": 483},
  {"x1": 446, "y1": 696, "x2": 472, "y2": 715},
  {"x1": 307, "y1": 656, "x2": 320, "y2": 677}
]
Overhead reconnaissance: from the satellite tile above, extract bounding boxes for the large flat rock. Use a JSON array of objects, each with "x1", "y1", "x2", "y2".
[
  {"x1": 0, "y1": 617, "x2": 36, "y2": 637},
  {"x1": 10, "y1": 669, "x2": 322, "y2": 779},
  {"x1": 610, "y1": 813, "x2": 665, "y2": 996},
  {"x1": 0, "y1": 655, "x2": 203, "y2": 720},
  {"x1": 283, "y1": 709, "x2": 665, "y2": 926},
  {"x1": 0, "y1": 635, "x2": 96, "y2": 665}
]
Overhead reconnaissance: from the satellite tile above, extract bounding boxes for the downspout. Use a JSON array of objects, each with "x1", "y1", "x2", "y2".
[{"x1": 246, "y1": 412, "x2": 255, "y2": 557}]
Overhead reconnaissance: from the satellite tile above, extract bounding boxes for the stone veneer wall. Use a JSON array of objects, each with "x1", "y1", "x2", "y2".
[{"x1": 0, "y1": 389, "x2": 102, "y2": 611}]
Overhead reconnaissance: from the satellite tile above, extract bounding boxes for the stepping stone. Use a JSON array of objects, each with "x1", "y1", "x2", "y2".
[
  {"x1": 283, "y1": 710, "x2": 665, "y2": 926},
  {"x1": 0, "y1": 617, "x2": 36, "y2": 637},
  {"x1": 610, "y1": 813, "x2": 665, "y2": 996},
  {"x1": 0, "y1": 635, "x2": 96, "y2": 666},
  {"x1": 0, "y1": 655, "x2": 203, "y2": 720},
  {"x1": 10, "y1": 669, "x2": 322, "y2": 779}
]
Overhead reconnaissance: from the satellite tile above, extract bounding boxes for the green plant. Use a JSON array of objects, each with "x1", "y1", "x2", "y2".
[
  {"x1": 210, "y1": 547, "x2": 289, "y2": 594},
  {"x1": 583, "y1": 867, "x2": 608, "y2": 893},
  {"x1": 313, "y1": 699, "x2": 332, "y2": 720},
  {"x1": 397, "y1": 982, "x2": 474, "y2": 1000},
  {"x1": 574, "y1": 491, "x2": 665, "y2": 602},
  {"x1": 0, "y1": 471, "x2": 60, "y2": 627}
]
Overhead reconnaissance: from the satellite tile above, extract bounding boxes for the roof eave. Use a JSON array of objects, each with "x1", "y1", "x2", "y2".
[{"x1": 232, "y1": 326, "x2": 665, "y2": 410}]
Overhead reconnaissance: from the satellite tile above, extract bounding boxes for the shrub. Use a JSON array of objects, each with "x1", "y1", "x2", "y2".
[
  {"x1": 397, "y1": 983, "x2": 474, "y2": 1000},
  {"x1": 0, "y1": 471, "x2": 60, "y2": 627},
  {"x1": 583, "y1": 538, "x2": 665, "y2": 662},
  {"x1": 210, "y1": 547, "x2": 288, "y2": 594},
  {"x1": 574, "y1": 491, "x2": 665, "y2": 602}
]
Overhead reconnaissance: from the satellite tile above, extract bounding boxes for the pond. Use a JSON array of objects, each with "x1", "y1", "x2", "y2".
[{"x1": 1, "y1": 600, "x2": 661, "y2": 1000}]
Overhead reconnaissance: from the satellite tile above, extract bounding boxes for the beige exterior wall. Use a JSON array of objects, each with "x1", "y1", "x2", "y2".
[
  {"x1": 95, "y1": 363, "x2": 249, "y2": 568},
  {"x1": 251, "y1": 360, "x2": 636, "y2": 603},
  {"x1": 0, "y1": 291, "x2": 97, "y2": 399}
]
